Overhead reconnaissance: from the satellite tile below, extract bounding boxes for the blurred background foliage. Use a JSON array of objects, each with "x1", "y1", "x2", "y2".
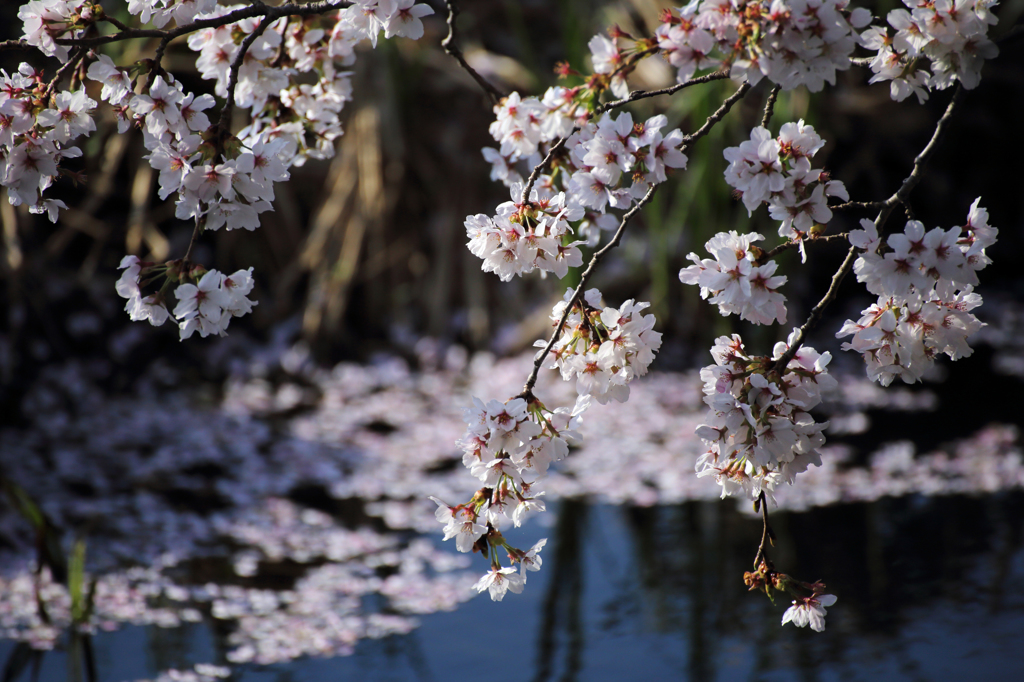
[{"x1": 1, "y1": 0, "x2": 1023, "y2": 421}]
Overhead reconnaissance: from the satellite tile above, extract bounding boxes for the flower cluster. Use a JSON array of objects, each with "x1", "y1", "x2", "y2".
[
  {"x1": 465, "y1": 184, "x2": 586, "y2": 281},
  {"x1": 679, "y1": 231, "x2": 787, "y2": 325},
  {"x1": 18, "y1": 0, "x2": 98, "y2": 61},
  {"x1": 73, "y1": 1, "x2": 432, "y2": 332},
  {"x1": 117, "y1": 256, "x2": 257, "y2": 339},
  {"x1": 433, "y1": 394, "x2": 589, "y2": 600},
  {"x1": 694, "y1": 330, "x2": 836, "y2": 502},
  {"x1": 722, "y1": 121, "x2": 848, "y2": 253},
  {"x1": 655, "y1": 0, "x2": 872, "y2": 91},
  {"x1": 0, "y1": 64, "x2": 95, "y2": 220},
  {"x1": 473, "y1": 107, "x2": 688, "y2": 277},
  {"x1": 538, "y1": 288, "x2": 663, "y2": 404},
  {"x1": 837, "y1": 201, "x2": 997, "y2": 385},
  {"x1": 861, "y1": 0, "x2": 999, "y2": 103}
]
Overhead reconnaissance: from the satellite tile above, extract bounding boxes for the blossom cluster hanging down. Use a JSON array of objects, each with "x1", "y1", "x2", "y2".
[
  {"x1": 679, "y1": 231, "x2": 788, "y2": 325},
  {"x1": 694, "y1": 330, "x2": 837, "y2": 503},
  {"x1": 837, "y1": 199, "x2": 997, "y2": 385},
  {"x1": 0, "y1": 64, "x2": 95, "y2": 220},
  {"x1": 117, "y1": 257, "x2": 256, "y2": 339},
  {"x1": 14, "y1": 0, "x2": 434, "y2": 335},
  {"x1": 722, "y1": 121, "x2": 848, "y2": 255},
  {"x1": 432, "y1": 394, "x2": 589, "y2": 600},
  {"x1": 472, "y1": 106, "x2": 688, "y2": 277}
]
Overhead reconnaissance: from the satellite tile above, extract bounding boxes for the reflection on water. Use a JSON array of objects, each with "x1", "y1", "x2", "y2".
[
  {"x1": 4, "y1": 494, "x2": 1024, "y2": 681},
  {"x1": 2, "y1": 336, "x2": 1024, "y2": 680}
]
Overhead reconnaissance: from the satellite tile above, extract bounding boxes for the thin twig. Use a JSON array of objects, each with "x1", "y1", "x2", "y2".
[
  {"x1": 0, "y1": 39, "x2": 29, "y2": 51},
  {"x1": 441, "y1": 0, "x2": 504, "y2": 106},
  {"x1": 830, "y1": 200, "x2": 886, "y2": 212},
  {"x1": 761, "y1": 232, "x2": 849, "y2": 261},
  {"x1": 55, "y1": 1, "x2": 352, "y2": 48},
  {"x1": 680, "y1": 80, "x2": 751, "y2": 151},
  {"x1": 45, "y1": 48, "x2": 86, "y2": 101},
  {"x1": 771, "y1": 84, "x2": 965, "y2": 374},
  {"x1": 760, "y1": 84, "x2": 781, "y2": 128},
  {"x1": 596, "y1": 69, "x2": 732, "y2": 115},
  {"x1": 752, "y1": 491, "x2": 772, "y2": 569}
]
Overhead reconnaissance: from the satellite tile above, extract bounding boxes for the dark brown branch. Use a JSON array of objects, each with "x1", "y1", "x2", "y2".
[
  {"x1": 761, "y1": 232, "x2": 849, "y2": 261},
  {"x1": 596, "y1": 69, "x2": 732, "y2": 115},
  {"x1": 0, "y1": 39, "x2": 29, "y2": 51},
  {"x1": 45, "y1": 48, "x2": 86, "y2": 100},
  {"x1": 441, "y1": 0, "x2": 504, "y2": 106},
  {"x1": 771, "y1": 84, "x2": 965, "y2": 374},
  {"x1": 830, "y1": 200, "x2": 886, "y2": 212},
  {"x1": 680, "y1": 80, "x2": 751, "y2": 151},
  {"x1": 752, "y1": 491, "x2": 772, "y2": 569},
  {"x1": 760, "y1": 84, "x2": 781, "y2": 128}
]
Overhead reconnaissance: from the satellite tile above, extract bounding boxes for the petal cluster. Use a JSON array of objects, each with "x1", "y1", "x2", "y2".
[
  {"x1": 538, "y1": 288, "x2": 663, "y2": 404},
  {"x1": 722, "y1": 121, "x2": 848, "y2": 252},
  {"x1": 694, "y1": 330, "x2": 837, "y2": 502},
  {"x1": 679, "y1": 231, "x2": 788, "y2": 325},
  {"x1": 838, "y1": 203, "x2": 996, "y2": 385}
]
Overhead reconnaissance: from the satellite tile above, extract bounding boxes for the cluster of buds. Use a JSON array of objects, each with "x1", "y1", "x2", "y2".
[
  {"x1": 838, "y1": 200, "x2": 997, "y2": 385},
  {"x1": 538, "y1": 288, "x2": 663, "y2": 404},
  {"x1": 694, "y1": 331, "x2": 837, "y2": 503},
  {"x1": 744, "y1": 561, "x2": 838, "y2": 632}
]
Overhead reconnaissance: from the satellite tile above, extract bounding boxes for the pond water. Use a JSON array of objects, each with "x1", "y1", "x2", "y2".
[
  {"x1": 4, "y1": 493, "x2": 1024, "y2": 681},
  {"x1": 3, "y1": 311, "x2": 1024, "y2": 682}
]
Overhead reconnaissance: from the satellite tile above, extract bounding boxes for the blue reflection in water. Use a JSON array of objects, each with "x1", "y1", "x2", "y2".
[{"x1": 5, "y1": 493, "x2": 1024, "y2": 682}]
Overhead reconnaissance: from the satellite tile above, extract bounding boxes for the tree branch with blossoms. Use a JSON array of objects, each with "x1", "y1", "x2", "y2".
[
  {"x1": 4, "y1": 0, "x2": 1008, "y2": 637},
  {"x1": 438, "y1": 0, "x2": 1004, "y2": 636}
]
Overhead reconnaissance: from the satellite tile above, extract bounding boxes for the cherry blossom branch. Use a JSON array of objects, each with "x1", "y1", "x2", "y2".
[
  {"x1": 760, "y1": 84, "x2": 781, "y2": 128},
  {"x1": 771, "y1": 84, "x2": 966, "y2": 374},
  {"x1": 521, "y1": 71, "x2": 737, "y2": 205},
  {"x1": 217, "y1": 14, "x2": 276, "y2": 144},
  {"x1": 441, "y1": 0, "x2": 505, "y2": 106},
  {"x1": 522, "y1": 184, "x2": 658, "y2": 396},
  {"x1": 522, "y1": 83, "x2": 752, "y2": 394}
]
